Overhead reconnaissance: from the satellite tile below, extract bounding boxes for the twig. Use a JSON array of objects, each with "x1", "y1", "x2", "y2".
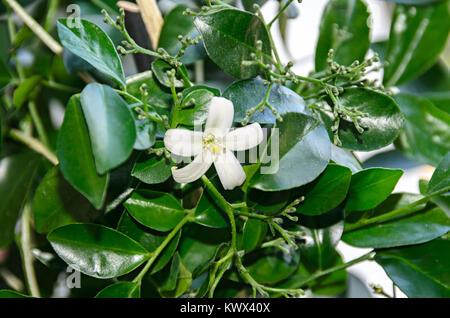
[{"x1": 9, "y1": 129, "x2": 59, "y2": 165}]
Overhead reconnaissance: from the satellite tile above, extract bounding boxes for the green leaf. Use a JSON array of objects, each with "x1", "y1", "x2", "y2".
[
  {"x1": 251, "y1": 112, "x2": 331, "y2": 191},
  {"x1": 132, "y1": 156, "x2": 173, "y2": 185},
  {"x1": 194, "y1": 8, "x2": 272, "y2": 79},
  {"x1": 80, "y1": 83, "x2": 136, "y2": 174},
  {"x1": 151, "y1": 59, "x2": 188, "y2": 88},
  {"x1": 319, "y1": 87, "x2": 404, "y2": 151},
  {"x1": 0, "y1": 58, "x2": 11, "y2": 91},
  {"x1": 57, "y1": 96, "x2": 109, "y2": 210},
  {"x1": 117, "y1": 212, "x2": 181, "y2": 274},
  {"x1": 0, "y1": 290, "x2": 33, "y2": 298},
  {"x1": 315, "y1": 0, "x2": 370, "y2": 72},
  {"x1": 394, "y1": 94, "x2": 450, "y2": 166},
  {"x1": 95, "y1": 282, "x2": 141, "y2": 298},
  {"x1": 194, "y1": 192, "x2": 228, "y2": 229},
  {"x1": 33, "y1": 167, "x2": 99, "y2": 234},
  {"x1": 179, "y1": 224, "x2": 229, "y2": 273},
  {"x1": 330, "y1": 145, "x2": 362, "y2": 173},
  {"x1": 48, "y1": 224, "x2": 150, "y2": 279},
  {"x1": 245, "y1": 247, "x2": 300, "y2": 284},
  {"x1": 13, "y1": 75, "x2": 42, "y2": 108},
  {"x1": 243, "y1": 218, "x2": 268, "y2": 253},
  {"x1": 124, "y1": 190, "x2": 185, "y2": 232},
  {"x1": 177, "y1": 85, "x2": 221, "y2": 126},
  {"x1": 157, "y1": 253, "x2": 192, "y2": 298},
  {"x1": 57, "y1": 19, "x2": 126, "y2": 88},
  {"x1": 298, "y1": 210, "x2": 344, "y2": 269},
  {"x1": 427, "y1": 152, "x2": 450, "y2": 194},
  {"x1": 158, "y1": 5, "x2": 206, "y2": 65},
  {"x1": 376, "y1": 239, "x2": 450, "y2": 297},
  {"x1": 383, "y1": 1, "x2": 450, "y2": 87},
  {"x1": 345, "y1": 168, "x2": 403, "y2": 211},
  {"x1": 0, "y1": 152, "x2": 40, "y2": 248},
  {"x1": 344, "y1": 193, "x2": 450, "y2": 248},
  {"x1": 297, "y1": 164, "x2": 352, "y2": 216},
  {"x1": 223, "y1": 79, "x2": 306, "y2": 124}
]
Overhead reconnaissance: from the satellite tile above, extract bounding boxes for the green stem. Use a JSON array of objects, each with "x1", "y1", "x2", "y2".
[
  {"x1": 293, "y1": 251, "x2": 374, "y2": 288},
  {"x1": 268, "y1": 0, "x2": 294, "y2": 28},
  {"x1": 201, "y1": 176, "x2": 237, "y2": 250},
  {"x1": 42, "y1": 80, "x2": 79, "y2": 93},
  {"x1": 9, "y1": 129, "x2": 58, "y2": 165},
  {"x1": 344, "y1": 186, "x2": 450, "y2": 233},
  {"x1": 44, "y1": 0, "x2": 59, "y2": 32},
  {"x1": 255, "y1": 6, "x2": 283, "y2": 70},
  {"x1": 28, "y1": 101, "x2": 50, "y2": 147},
  {"x1": 20, "y1": 204, "x2": 40, "y2": 297},
  {"x1": 132, "y1": 214, "x2": 192, "y2": 284},
  {"x1": 234, "y1": 209, "x2": 270, "y2": 220}
]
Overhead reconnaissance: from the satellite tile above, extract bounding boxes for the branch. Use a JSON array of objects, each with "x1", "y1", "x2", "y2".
[{"x1": 135, "y1": 0, "x2": 163, "y2": 49}]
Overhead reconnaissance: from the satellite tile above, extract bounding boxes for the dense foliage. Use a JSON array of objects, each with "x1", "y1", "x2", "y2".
[{"x1": 0, "y1": 0, "x2": 449, "y2": 298}]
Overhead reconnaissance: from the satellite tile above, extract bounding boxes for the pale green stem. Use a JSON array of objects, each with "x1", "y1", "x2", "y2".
[
  {"x1": 9, "y1": 129, "x2": 58, "y2": 165},
  {"x1": 20, "y1": 204, "x2": 40, "y2": 297}
]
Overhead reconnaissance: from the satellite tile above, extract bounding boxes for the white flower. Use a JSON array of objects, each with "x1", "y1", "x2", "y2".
[{"x1": 164, "y1": 97, "x2": 264, "y2": 190}]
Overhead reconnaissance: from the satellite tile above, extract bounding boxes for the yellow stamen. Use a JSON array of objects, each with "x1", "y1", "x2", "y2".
[{"x1": 212, "y1": 145, "x2": 221, "y2": 154}]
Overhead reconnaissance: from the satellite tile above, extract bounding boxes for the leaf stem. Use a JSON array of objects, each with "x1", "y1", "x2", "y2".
[
  {"x1": 132, "y1": 214, "x2": 192, "y2": 284},
  {"x1": 19, "y1": 204, "x2": 40, "y2": 297},
  {"x1": 28, "y1": 101, "x2": 50, "y2": 147},
  {"x1": 4, "y1": 0, "x2": 63, "y2": 55},
  {"x1": 268, "y1": 0, "x2": 294, "y2": 28},
  {"x1": 8, "y1": 129, "x2": 58, "y2": 165},
  {"x1": 292, "y1": 251, "x2": 374, "y2": 289},
  {"x1": 344, "y1": 186, "x2": 450, "y2": 233}
]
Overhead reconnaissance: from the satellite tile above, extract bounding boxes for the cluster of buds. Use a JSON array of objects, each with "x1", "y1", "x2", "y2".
[
  {"x1": 149, "y1": 147, "x2": 172, "y2": 160},
  {"x1": 280, "y1": 197, "x2": 304, "y2": 222},
  {"x1": 176, "y1": 35, "x2": 202, "y2": 59}
]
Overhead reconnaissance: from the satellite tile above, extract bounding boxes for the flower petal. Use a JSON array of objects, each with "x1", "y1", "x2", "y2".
[
  {"x1": 164, "y1": 129, "x2": 203, "y2": 157},
  {"x1": 214, "y1": 150, "x2": 246, "y2": 190},
  {"x1": 205, "y1": 97, "x2": 234, "y2": 137},
  {"x1": 172, "y1": 151, "x2": 213, "y2": 184},
  {"x1": 224, "y1": 123, "x2": 264, "y2": 151}
]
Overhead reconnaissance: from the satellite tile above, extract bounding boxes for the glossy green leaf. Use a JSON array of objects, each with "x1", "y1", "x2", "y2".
[
  {"x1": 57, "y1": 96, "x2": 109, "y2": 210},
  {"x1": 95, "y1": 282, "x2": 141, "y2": 298},
  {"x1": 57, "y1": 19, "x2": 126, "y2": 88},
  {"x1": 33, "y1": 167, "x2": 99, "y2": 234},
  {"x1": 117, "y1": 212, "x2": 181, "y2": 274},
  {"x1": 124, "y1": 190, "x2": 185, "y2": 232},
  {"x1": 315, "y1": 0, "x2": 370, "y2": 72},
  {"x1": 251, "y1": 112, "x2": 331, "y2": 191},
  {"x1": 298, "y1": 210, "x2": 344, "y2": 269},
  {"x1": 179, "y1": 224, "x2": 229, "y2": 273},
  {"x1": 132, "y1": 156, "x2": 173, "y2": 185},
  {"x1": 80, "y1": 83, "x2": 136, "y2": 174},
  {"x1": 245, "y1": 246, "x2": 300, "y2": 284},
  {"x1": 246, "y1": 188, "x2": 291, "y2": 215},
  {"x1": 13, "y1": 75, "x2": 41, "y2": 108},
  {"x1": 48, "y1": 223, "x2": 150, "y2": 279},
  {"x1": 0, "y1": 58, "x2": 11, "y2": 91},
  {"x1": 151, "y1": 59, "x2": 188, "y2": 88},
  {"x1": 383, "y1": 1, "x2": 450, "y2": 87},
  {"x1": 330, "y1": 145, "x2": 362, "y2": 173},
  {"x1": 344, "y1": 193, "x2": 450, "y2": 248},
  {"x1": 394, "y1": 94, "x2": 450, "y2": 166},
  {"x1": 297, "y1": 164, "x2": 352, "y2": 216},
  {"x1": 376, "y1": 239, "x2": 450, "y2": 297},
  {"x1": 0, "y1": 290, "x2": 33, "y2": 298},
  {"x1": 0, "y1": 152, "x2": 40, "y2": 248},
  {"x1": 157, "y1": 253, "x2": 192, "y2": 298},
  {"x1": 194, "y1": 192, "x2": 228, "y2": 229},
  {"x1": 345, "y1": 168, "x2": 403, "y2": 211},
  {"x1": 243, "y1": 218, "x2": 268, "y2": 253},
  {"x1": 223, "y1": 79, "x2": 306, "y2": 124},
  {"x1": 319, "y1": 87, "x2": 404, "y2": 151},
  {"x1": 177, "y1": 85, "x2": 221, "y2": 126},
  {"x1": 158, "y1": 5, "x2": 206, "y2": 65},
  {"x1": 427, "y1": 152, "x2": 450, "y2": 194},
  {"x1": 194, "y1": 8, "x2": 272, "y2": 79}
]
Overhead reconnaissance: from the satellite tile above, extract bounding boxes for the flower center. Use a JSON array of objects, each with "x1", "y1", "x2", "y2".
[{"x1": 203, "y1": 133, "x2": 224, "y2": 154}]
